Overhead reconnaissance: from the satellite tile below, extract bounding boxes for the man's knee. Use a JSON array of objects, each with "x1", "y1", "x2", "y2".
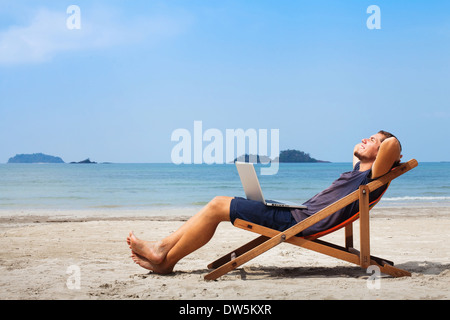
[{"x1": 208, "y1": 196, "x2": 232, "y2": 217}]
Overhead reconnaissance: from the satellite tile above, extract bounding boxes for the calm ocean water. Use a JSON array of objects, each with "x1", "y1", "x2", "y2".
[{"x1": 0, "y1": 162, "x2": 449, "y2": 216}]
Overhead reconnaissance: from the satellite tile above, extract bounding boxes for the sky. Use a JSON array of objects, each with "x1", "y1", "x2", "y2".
[{"x1": 0, "y1": 0, "x2": 449, "y2": 163}]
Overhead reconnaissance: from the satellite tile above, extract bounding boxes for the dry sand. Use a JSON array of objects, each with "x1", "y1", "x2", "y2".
[{"x1": 0, "y1": 206, "x2": 449, "y2": 300}]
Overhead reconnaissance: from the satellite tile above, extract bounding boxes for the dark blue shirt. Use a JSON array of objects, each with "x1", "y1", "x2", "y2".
[{"x1": 291, "y1": 162, "x2": 387, "y2": 237}]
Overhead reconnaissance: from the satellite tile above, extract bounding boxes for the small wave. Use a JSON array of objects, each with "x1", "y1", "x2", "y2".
[
  {"x1": 190, "y1": 201, "x2": 209, "y2": 206},
  {"x1": 90, "y1": 205, "x2": 124, "y2": 209},
  {"x1": 383, "y1": 196, "x2": 450, "y2": 201}
]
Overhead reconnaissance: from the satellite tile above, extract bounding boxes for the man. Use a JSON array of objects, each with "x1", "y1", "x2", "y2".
[{"x1": 127, "y1": 131, "x2": 402, "y2": 274}]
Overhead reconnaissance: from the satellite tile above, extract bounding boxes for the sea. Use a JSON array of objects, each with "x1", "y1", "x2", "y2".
[{"x1": 0, "y1": 162, "x2": 449, "y2": 217}]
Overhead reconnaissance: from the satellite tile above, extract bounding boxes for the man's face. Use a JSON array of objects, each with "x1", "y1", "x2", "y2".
[{"x1": 354, "y1": 133, "x2": 384, "y2": 162}]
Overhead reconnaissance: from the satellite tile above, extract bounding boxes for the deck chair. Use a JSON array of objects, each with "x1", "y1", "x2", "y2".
[{"x1": 205, "y1": 159, "x2": 418, "y2": 280}]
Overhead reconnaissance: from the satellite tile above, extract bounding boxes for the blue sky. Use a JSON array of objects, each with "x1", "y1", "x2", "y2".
[{"x1": 1, "y1": 0, "x2": 449, "y2": 163}]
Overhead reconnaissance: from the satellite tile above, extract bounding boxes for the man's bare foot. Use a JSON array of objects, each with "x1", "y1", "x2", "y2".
[
  {"x1": 126, "y1": 231, "x2": 166, "y2": 265},
  {"x1": 129, "y1": 251, "x2": 174, "y2": 274},
  {"x1": 130, "y1": 251, "x2": 154, "y2": 271}
]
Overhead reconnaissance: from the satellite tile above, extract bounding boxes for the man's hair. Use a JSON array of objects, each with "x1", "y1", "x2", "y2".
[{"x1": 378, "y1": 130, "x2": 402, "y2": 151}]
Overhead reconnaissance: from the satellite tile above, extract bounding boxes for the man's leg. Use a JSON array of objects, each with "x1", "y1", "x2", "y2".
[{"x1": 127, "y1": 196, "x2": 233, "y2": 274}]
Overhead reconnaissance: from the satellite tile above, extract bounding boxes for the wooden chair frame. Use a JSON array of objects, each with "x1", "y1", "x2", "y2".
[{"x1": 205, "y1": 159, "x2": 418, "y2": 280}]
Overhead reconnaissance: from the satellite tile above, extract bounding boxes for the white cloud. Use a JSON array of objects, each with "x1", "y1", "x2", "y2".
[{"x1": 0, "y1": 6, "x2": 191, "y2": 65}]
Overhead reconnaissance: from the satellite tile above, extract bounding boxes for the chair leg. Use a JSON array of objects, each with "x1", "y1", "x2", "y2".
[
  {"x1": 379, "y1": 261, "x2": 411, "y2": 277},
  {"x1": 345, "y1": 223, "x2": 353, "y2": 249},
  {"x1": 207, "y1": 235, "x2": 269, "y2": 269},
  {"x1": 359, "y1": 185, "x2": 371, "y2": 269}
]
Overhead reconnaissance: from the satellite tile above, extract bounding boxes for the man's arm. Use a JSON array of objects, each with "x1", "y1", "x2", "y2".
[{"x1": 371, "y1": 137, "x2": 402, "y2": 179}]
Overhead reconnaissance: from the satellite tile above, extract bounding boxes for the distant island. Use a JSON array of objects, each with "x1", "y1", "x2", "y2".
[
  {"x1": 233, "y1": 154, "x2": 272, "y2": 163},
  {"x1": 70, "y1": 158, "x2": 97, "y2": 164},
  {"x1": 234, "y1": 149, "x2": 329, "y2": 163},
  {"x1": 7, "y1": 153, "x2": 64, "y2": 164},
  {"x1": 277, "y1": 149, "x2": 329, "y2": 163},
  {"x1": 8, "y1": 150, "x2": 326, "y2": 164},
  {"x1": 7, "y1": 153, "x2": 98, "y2": 164}
]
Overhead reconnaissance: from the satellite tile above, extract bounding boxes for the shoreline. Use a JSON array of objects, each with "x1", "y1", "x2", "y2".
[{"x1": 0, "y1": 205, "x2": 449, "y2": 224}]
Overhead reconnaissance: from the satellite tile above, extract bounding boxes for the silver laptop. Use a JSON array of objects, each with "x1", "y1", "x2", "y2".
[{"x1": 235, "y1": 162, "x2": 307, "y2": 209}]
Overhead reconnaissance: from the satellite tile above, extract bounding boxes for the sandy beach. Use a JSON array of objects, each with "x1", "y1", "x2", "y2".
[{"x1": 0, "y1": 206, "x2": 449, "y2": 300}]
